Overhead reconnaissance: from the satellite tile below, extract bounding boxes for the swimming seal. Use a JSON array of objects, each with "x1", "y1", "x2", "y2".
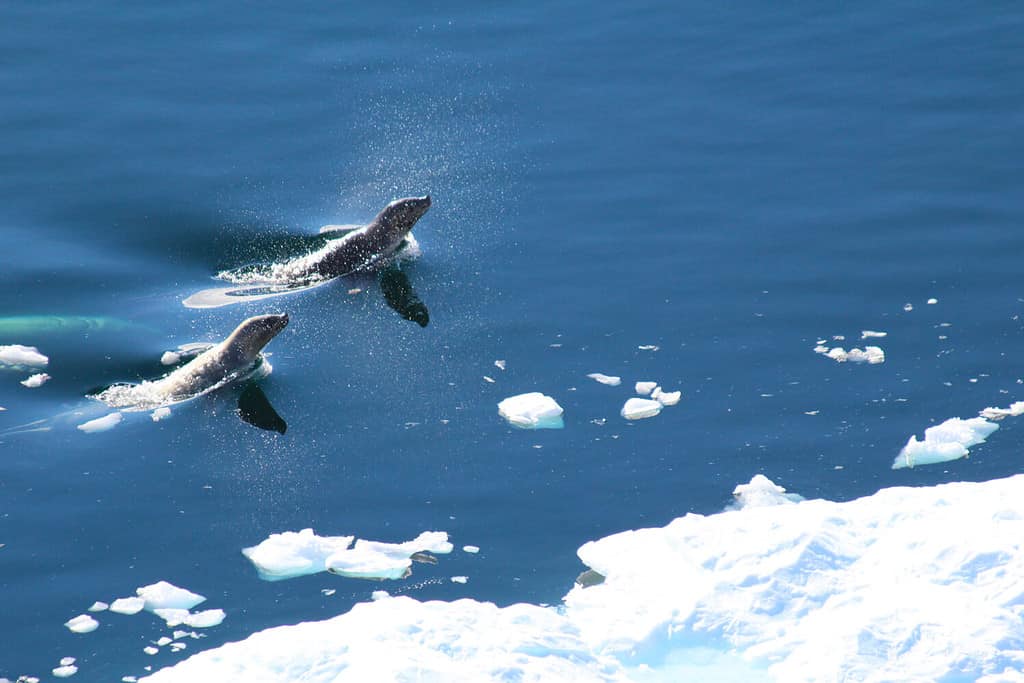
[{"x1": 94, "y1": 313, "x2": 289, "y2": 410}]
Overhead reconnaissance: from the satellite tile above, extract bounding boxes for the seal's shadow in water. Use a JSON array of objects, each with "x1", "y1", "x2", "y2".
[
  {"x1": 378, "y1": 263, "x2": 429, "y2": 328},
  {"x1": 236, "y1": 383, "x2": 287, "y2": 434}
]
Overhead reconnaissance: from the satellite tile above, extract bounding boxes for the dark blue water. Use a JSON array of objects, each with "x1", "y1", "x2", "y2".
[{"x1": 2, "y1": 2, "x2": 1023, "y2": 679}]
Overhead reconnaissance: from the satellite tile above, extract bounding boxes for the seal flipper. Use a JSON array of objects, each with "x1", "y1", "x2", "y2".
[
  {"x1": 378, "y1": 264, "x2": 430, "y2": 327},
  {"x1": 237, "y1": 383, "x2": 287, "y2": 434}
]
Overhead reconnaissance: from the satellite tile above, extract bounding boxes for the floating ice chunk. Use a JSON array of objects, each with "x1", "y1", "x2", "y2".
[
  {"x1": 143, "y1": 646, "x2": 159, "y2": 655},
  {"x1": 169, "y1": 642, "x2": 186, "y2": 652},
  {"x1": 654, "y1": 390, "x2": 681, "y2": 406},
  {"x1": 621, "y1": 398, "x2": 662, "y2": 420},
  {"x1": 494, "y1": 360, "x2": 506, "y2": 371},
  {"x1": 65, "y1": 614, "x2": 98, "y2": 633},
  {"x1": 928, "y1": 298, "x2": 938, "y2": 304},
  {"x1": 60, "y1": 658, "x2": 75, "y2": 667},
  {"x1": 156, "y1": 637, "x2": 173, "y2": 647},
  {"x1": 160, "y1": 351, "x2": 180, "y2": 366},
  {"x1": 904, "y1": 303, "x2": 914, "y2": 311},
  {"x1": 20, "y1": 373, "x2": 50, "y2": 388},
  {"x1": 52, "y1": 665, "x2": 77, "y2": 678},
  {"x1": 326, "y1": 531, "x2": 453, "y2": 581},
  {"x1": 136, "y1": 581, "x2": 206, "y2": 612},
  {"x1": 451, "y1": 576, "x2": 468, "y2": 584},
  {"x1": 586, "y1": 373, "x2": 621, "y2": 386},
  {"x1": 893, "y1": 417, "x2": 999, "y2": 469},
  {"x1": 861, "y1": 330, "x2": 887, "y2": 339},
  {"x1": 242, "y1": 528, "x2": 356, "y2": 581},
  {"x1": 77, "y1": 412, "x2": 123, "y2": 433},
  {"x1": 979, "y1": 401, "x2": 1024, "y2": 421},
  {"x1": 110, "y1": 597, "x2": 146, "y2": 615},
  {"x1": 151, "y1": 407, "x2": 171, "y2": 422},
  {"x1": 497, "y1": 392, "x2": 564, "y2": 429},
  {"x1": 638, "y1": 344, "x2": 659, "y2": 351},
  {"x1": 153, "y1": 608, "x2": 225, "y2": 629},
  {"x1": 816, "y1": 345, "x2": 885, "y2": 364},
  {"x1": 0, "y1": 344, "x2": 48, "y2": 367},
  {"x1": 88, "y1": 601, "x2": 109, "y2": 612},
  {"x1": 371, "y1": 590, "x2": 390, "y2": 601},
  {"x1": 463, "y1": 545, "x2": 480, "y2": 554},
  {"x1": 122, "y1": 677, "x2": 138, "y2": 682},
  {"x1": 732, "y1": 475, "x2": 804, "y2": 508},
  {"x1": 482, "y1": 376, "x2": 495, "y2": 383},
  {"x1": 634, "y1": 381, "x2": 658, "y2": 395},
  {"x1": 321, "y1": 588, "x2": 336, "y2": 597}
]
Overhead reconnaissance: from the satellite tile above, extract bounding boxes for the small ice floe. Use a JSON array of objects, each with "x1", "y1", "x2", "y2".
[
  {"x1": 326, "y1": 531, "x2": 453, "y2": 581},
  {"x1": 621, "y1": 398, "x2": 662, "y2": 420},
  {"x1": 732, "y1": 475, "x2": 804, "y2": 509},
  {"x1": 814, "y1": 345, "x2": 885, "y2": 364},
  {"x1": 928, "y1": 298, "x2": 938, "y2": 304},
  {"x1": 242, "y1": 528, "x2": 356, "y2": 581},
  {"x1": 586, "y1": 373, "x2": 621, "y2": 386},
  {"x1": 144, "y1": 646, "x2": 159, "y2": 656},
  {"x1": 371, "y1": 590, "x2": 390, "y2": 601},
  {"x1": 136, "y1": 581, "x2": 206, "y2": 612},
  {"x1": 861, "y1": 330, "x2": 887, "y2": 339},
  {"x1": 462, "y1": 545, "x2": 480, "y2": 554},
  {"x1": 638, "y1": 344, "x2": 659, "y2": 351},
  {"x1": 483, "y1": 376, "x2": 495, "y2": 384},
  {"x1": 904, "y1": 303, "x2": 914, "y2": 312},
  {"x1": 109, "y1": 597, "x2": 146, "y2": 615},
  {"x1": 0, "y1": 344, "x2": 48, "y2": 367},
  {"x1": 20, "y1": 373, "x2": 50, "y2": 388},
  {"x1": 893, "y1": 417, "x2": 999, "y2": 469},
  {"x1": 160, "y1": 351, "x2": 181, "y2": 366},
  {"x1": 88, "y1": 601, "x2": 109, "y2": 612},
  {"x1": 634, "y1": 381, "x2": 658, "y2": 396},
  {"x1": 497, "y1": 393, "x2": 564, "y2": 429},
  {"x1": 169, "y1": 642, "x2": 187, "y2": 653},
  {"x1": 494, "y1": 360, "x2": 506, "y2": 371},
  {"x1": 450, "y1": 576, "x2": 468, "y2": 584},
  {"x1": 156, "y1": 637, "x2": 173, "y2": 647},
  {"x1": 151, "y1": 407, "x2": 171, "y2": 422},
  {"x1": 651, "y1": 387, "x2": 681, "y2": 406},
  {"x1": 979, "y1": 401, "x2": 1024, "y2": 421},
  {"x1": 52, "y1": 664, "x2": 77, "y2": 678},
  {"x1": 65, "y1": 614, "x2": 99, "y2": 633},
  {"x1": 153, "y1": 608, "x2": 225, "y2": 629},
  {"x1": 321, "y1": 589, "x2": 336, "y2": 597},
  {"x1": 76, "y1": 412, "x2": 123, "y2": 433},
  {"x1": 122, "y1": 677, "x2": 138, "y2": 682}
]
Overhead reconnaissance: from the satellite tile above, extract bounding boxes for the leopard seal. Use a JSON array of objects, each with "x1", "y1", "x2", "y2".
[{"x1": 93, "y1": 313, "x2": 289, "y2": 411}]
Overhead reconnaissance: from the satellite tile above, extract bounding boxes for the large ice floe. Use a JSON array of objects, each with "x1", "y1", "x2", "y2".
[
  {"x1": 141, "y1": 474, "x2": 1024, "y2": 682},
  {"x1": 893, "y1": 416, "x2": 999, "y2": 469}
]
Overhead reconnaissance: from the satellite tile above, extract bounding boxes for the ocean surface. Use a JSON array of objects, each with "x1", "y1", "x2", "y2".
[{"x1": 1, "y1": 2, "x2": 1023, "y2": 679}]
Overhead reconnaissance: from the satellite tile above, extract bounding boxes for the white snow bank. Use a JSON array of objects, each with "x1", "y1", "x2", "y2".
[
  {"x1": 498, "y1": 392, "x2": 564, "y2": 429},
  {"x1": 587, "y1": 373, "x2": 621, "y2": 386},
  {"x1": 20, "y1": 372, "x2": 50, "y2": 388},
  {"x1": 621, "y1": 398, "x2": 662, "y2": 420},
  {"x1": 0, "y1": 344, "x2": 48, "y2": 367},
  {"x1": 141, "y1": 474, "x2": 1024, "y2": 683},
  {"x1": 77, "y1": 412, "x2": 123, "y2": 433},
  {"x1": 242, "y1": 529, "x2": 452, "y2": 582},
  {"x1": 893, "y1": 416, "x2": 999, "y2": 469}
]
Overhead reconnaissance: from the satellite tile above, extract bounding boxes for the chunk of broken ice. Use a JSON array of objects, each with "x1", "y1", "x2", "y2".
[
  {"x1": 497, "y1": 393, "x2": 564, "y2": 429},
  {"x1": 586, "y1": 373, "x2": 621, "y2": 386},
  {"x1": 160, "y1": 351, "x2": 181, "y2": 366},
  {"x1": 463, "y1": 545, "x2": 480, "y2": 554},
  {"x1": 153, "y1": 608, "x2": 225, "y2": 629},
  {"x1": 65, "y1": 614, "x2": 99, "y2": 633},
  {"x1": 241, "y1": 528, "x2": 355, "y2": 581},
  {"x1": 137, "y1": 581, "x2": 206, "y2": 612},
  {"x1": 979, "y1": 402, "x2": 1024, "y2": 421},
  {"x1": 634, "y1": 381, "x2": 658, "y2": 396},
  {"x1": 110, "y1": 597, "x2": 146, "y2": 615},
  {"x1": 88, "y1": 601, "x2": 109, "y2": 612},
  {"x1": 326, "y1": 531, "x2": 453, "y2": 581},
  {"x1": 732, "y1": 475, "x2": 804, "y2": 508},
  {"x1": 893, "y1": 417, "x2": 999, "y2": 469},
  {"x1": 621, "y1": 398, "x2": 662, "y2": 420},
  {"x1": 20, "y1": 373, "x2": 50, "y2": 388},
  {"x1": 77, "y1": 412, "x2": 123, "y2": 433},
  {"x1": 654, "y1": 389, "x2": 681, "y2": 406},
  {"x1": 0, "y1": 344, "x2": 48, "y2": 367},
  {"x1": 861, "y1": 330, "x2": 887, "y2": 339},
  {"x1": 451, "y1": 576, "x2": 469, "y2": 584},
  {"x1": 52, "y1": 665, "x2": 77, "y2": 678}
]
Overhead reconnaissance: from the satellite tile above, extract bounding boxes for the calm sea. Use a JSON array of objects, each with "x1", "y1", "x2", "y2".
[{"x1": 2, "y1": 2, "x2": 1023, "y2": 679}]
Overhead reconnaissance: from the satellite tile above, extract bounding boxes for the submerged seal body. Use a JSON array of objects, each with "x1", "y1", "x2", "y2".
[
  {"x1": 287, "y1": 196, "x2": 431, "y2": 281},
  {"x1": 95, "y1": 313, "x2": 289, "y2": 410}
]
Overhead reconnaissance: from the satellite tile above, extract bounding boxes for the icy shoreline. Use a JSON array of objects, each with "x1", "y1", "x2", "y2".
[{"x1": 142, "y1": 474, "x2": 1024, "y2": 682}]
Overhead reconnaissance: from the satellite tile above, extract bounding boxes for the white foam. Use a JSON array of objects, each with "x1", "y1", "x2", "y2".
[
  {"x1": 64, "y1": 614, "x2": 98, "y2": 634},
  {"x1": 76, "y1": 412, "x2": 123, "y2": 433},
  {"x1": 497, "y1": 392, "x2": 564, "y2": 429},
  {"x1": 0, "y1": 344, "x2": 48, "y2": 367},
  {"x1": 621, "y1": 398, "x2": 662, "y2": 420},
  {"x1": 325, "y1": 531, "x2": 453, "y2": 581},
  {"x1": 20, "y1": 372, "x2": 50, "y2": 388},
  {"x1": 587, "y1": 373, "x2": 621, "y2": 386},
  {"x1": 137, "y1": 581, "x2": 206, "y2": 611},
  {"x1": 242, "y1": 529, "x2": 356, "y2": 581},
  {"x1": 110, "y1": 597, "x2": 146, "y2": 615},
  {"x1": 893, "y1": 416, "x2": 999, "y2": 469},
  {"x1": 634, "y1": 381, "x2": 658, "y2": 395},
  {"x1": 160, "y1": 351, "x2": 181, "y2": 366}
]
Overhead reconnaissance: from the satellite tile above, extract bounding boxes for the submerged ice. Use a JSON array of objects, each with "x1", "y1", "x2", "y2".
[{"x1": 139, "y1": 474, "x2": 1024, "y2": 683}]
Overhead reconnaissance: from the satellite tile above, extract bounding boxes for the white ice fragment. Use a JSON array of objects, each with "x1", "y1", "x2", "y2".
[
  {"x1": 904, "y1": 303, "x2": 914, "y2": 311},
  {"x1": 732, "y1": 475, "x2": 804, "y2": 508},
  {"x1": 462, "y1": 545, "x2": 480, "y2": 554},
  {"x1": 109, "y1": 597, "x2": 145, "y2": 615},
  {"x1": 60, "y1": 658, "x2": 75, "y2": 666},
  {"x1": 494, "y1": 360, "x2": 506, "y2": 371},
  {"x1": 928, "y1": 298, "x2": 938, "y2": 304},
  {"x1": 137, "y1": 581, "x2": 206, "y2": 612},
  {"x1": 451, "y1": 576, "x2": 468, "y2": 584},
  {"x1": 321, "y1": 588, "x2": 336, "y2": 597},
  {"x1": 151, "y1": 407, "x2": 171, "y2": 422},
  {"x1": 621, "y1": 398, "x2": 662, "y2": 420},
  {"x1": 88, "y1": 601, "x2": 109, "y2": 612},
  {"x1": 893, "y1": 417, "x2": 1000, "y2": 469},
  {"x1": 497, "y1": 393, "x2": 564, "y2": 429},
  {"x1": 979, "y1": 401, "x2": 1024, "y2": 421},
  {"x1": 0, "y1": 344, "x2": 48, "y2": 367},
  {"x1": 144, "y1": 646, "x2": 159, "y2": 655},
  {"x1": 65, "y1": 614, "x2": 98, "y2": 633},
  {"x1": 153, "y1": 608, "x2": 225, "y2": 629},
  {"x1": 155, "y1": 637, "x2": 172, "y2": 647},
  {"x1": 371, "y1": 590, "x2": 390, "y2": 601},
  {"x1": 160, "y1": 351, "x2": 181, "y2": 366},
  {"x1": 242, "y1": 528, "x2": 355, "y2": 581},
  {"x1": 172, "y1": 630, "x2": 189, "y2": 640},
  {"x1": 326, "y1": 531, "x2": 453, "y2": 581},
  {"x1": 52, "y1": 665, "x2": 77, "y2": 678},
  {"x1": 655, "y1": 390, "x2": 681, "y2": 406},
  {"x1": 122, "y1": 677, "x2": 138, "y2": 683},
  {"x1": 817, "y1": 346, "x2": 885, "y2": 364},
  {"x1": 169, "y1": 642, "x2": 187, "y2": 652},
  {"x1": 634, "y1": 381, "x2": 658, "y2": 395},
  {"x1": 638, "y1": 344, "x2": 659, "y2": 351},
  {"x1": 483, "y1": 376, "x2": 495, "y2": 383},
  {"x1": 76, "y1": 412, "x2": 123, "y2": 433},
  {"x1": 586, "y1": 373, "x2": 621, "y2": 386},
  {"x1": 861, "y1": 330, "x2": 887, "y2": 339},
  {"x1": 20, "y1": 373, "x2": 50, "y2": 388}
]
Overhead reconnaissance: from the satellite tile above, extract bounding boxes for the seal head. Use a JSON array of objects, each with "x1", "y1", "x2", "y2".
[{"x1": 221, "y1": 313, "x2": 289, "y2": 366}]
